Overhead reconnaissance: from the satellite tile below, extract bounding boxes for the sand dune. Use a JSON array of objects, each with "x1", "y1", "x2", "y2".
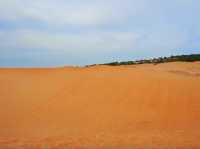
[{"x1": 0, "y1": 62, "x2": 200, "y2": 148}]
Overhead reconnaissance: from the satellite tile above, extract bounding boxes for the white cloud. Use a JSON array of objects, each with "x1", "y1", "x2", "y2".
[
  {"x1": 0, "y1": 24, "x2": 188, "y2": 60},
  {"x1": 0, "y1": 29, "x2": 139, "y2": 53},
  {"x1": 0, "y1": 0, "x2": 142, "y2": 26}
]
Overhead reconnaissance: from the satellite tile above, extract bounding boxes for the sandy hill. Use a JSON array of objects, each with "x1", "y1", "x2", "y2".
[{"x1": 0, "y1": 62, "x2": 200, "y2": 148}]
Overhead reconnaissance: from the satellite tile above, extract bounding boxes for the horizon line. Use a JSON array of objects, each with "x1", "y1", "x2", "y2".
[{"x1": 0, "y1": 53, "x2": 199, "y2": 69}]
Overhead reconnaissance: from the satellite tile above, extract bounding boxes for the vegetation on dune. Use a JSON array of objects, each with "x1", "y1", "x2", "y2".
[{"x1": 86, "y1": 54, "x2": 200, "y2": 67}]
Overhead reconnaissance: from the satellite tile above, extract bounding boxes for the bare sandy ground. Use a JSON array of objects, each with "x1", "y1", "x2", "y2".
[{"x1": 0, "y1": 62, "x2": 200, "y2": 149}]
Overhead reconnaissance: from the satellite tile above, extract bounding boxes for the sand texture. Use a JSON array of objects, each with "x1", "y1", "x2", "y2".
[{"x1": 0, "y1": 62, "x2": 200, "y2": 148}]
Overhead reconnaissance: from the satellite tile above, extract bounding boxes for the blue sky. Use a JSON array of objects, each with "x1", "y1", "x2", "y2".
[{"x1": 0, "y1": 0, "x2": 200, "y2": 67}]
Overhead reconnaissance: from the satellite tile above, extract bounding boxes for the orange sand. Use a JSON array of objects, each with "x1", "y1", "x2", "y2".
[{"x1": 0, "y1": 62, "x2": 200, "y2": 148}]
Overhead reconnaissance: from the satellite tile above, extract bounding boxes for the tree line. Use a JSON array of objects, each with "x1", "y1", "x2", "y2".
[{"x1": 86, "y1": 54, "x2": 200, "y2": 67}]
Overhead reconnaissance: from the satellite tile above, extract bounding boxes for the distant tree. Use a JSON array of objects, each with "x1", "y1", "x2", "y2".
[{"x1": 88, "y1": 54, "x2": 200, "y2": 67}]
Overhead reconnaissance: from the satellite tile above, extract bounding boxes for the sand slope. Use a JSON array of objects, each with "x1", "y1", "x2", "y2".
[{"x1": 0, "y1": 62, "x2": 200, "y2": 148}]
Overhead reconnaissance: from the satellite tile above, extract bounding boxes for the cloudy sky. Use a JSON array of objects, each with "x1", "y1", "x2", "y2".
[{"x1": 0, "y1": 0, "x2": 199, "y2": 67}]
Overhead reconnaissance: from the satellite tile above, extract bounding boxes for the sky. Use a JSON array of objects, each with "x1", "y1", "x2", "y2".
[{"x1": 0, "y1": 0, "x2": 200, "y2": 67}]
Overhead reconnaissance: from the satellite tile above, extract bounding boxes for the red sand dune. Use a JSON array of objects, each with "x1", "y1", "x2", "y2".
[{"x1": 0, "y1": 62, "x2": 200, "y2": 148}]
